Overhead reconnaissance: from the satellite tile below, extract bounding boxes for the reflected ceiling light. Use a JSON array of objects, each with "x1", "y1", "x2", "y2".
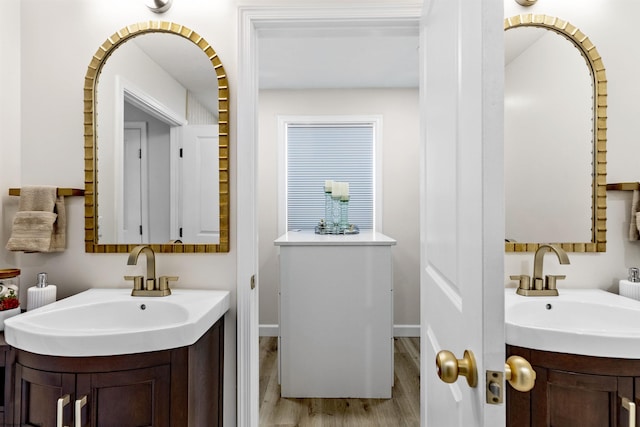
[
  {"x1": 515, "y1": 0, "x2": 537, "y2": 5},
  {"x1": 145, "y1": 0, "x2": 172, "y2": 13}
]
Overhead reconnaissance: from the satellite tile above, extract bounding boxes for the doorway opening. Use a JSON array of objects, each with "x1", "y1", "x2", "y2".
[{"x1": 238, "y1": 7, "x2": 420, "y2": 425}]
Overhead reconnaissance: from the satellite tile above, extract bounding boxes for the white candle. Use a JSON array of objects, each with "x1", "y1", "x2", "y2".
[
  {"x1": 332, "y1": 182, "x2": 343, "y2": 198},
  {"x1": 325, "y1": 180, "x2": 333, "y2": 192},
  {"x1": 341, "y1": 183, "x2": 350, "y2": 201}
]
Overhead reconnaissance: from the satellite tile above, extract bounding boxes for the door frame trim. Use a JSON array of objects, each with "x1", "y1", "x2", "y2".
[{"x1": 121, "y1": 121, "x2": 148, "y2": 243}]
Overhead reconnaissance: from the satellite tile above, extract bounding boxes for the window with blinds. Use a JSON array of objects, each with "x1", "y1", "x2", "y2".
[{"x1": 286, "y1": 123, "x2": 375, "y2": 230}]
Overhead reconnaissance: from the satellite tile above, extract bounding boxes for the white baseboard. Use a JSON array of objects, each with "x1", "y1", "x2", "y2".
[
  {"x1": 259, "y1": 324, "x2": 420, "y2": 338},
  {"x1": 259, "y1": 324, "x2": 279, "y2": 337},
  {"x1": 393, "y1": 324, "x2": 420, "y2": 337}
]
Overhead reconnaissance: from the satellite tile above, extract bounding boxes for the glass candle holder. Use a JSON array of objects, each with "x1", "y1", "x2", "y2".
[
  {"x1": 324, "y1": 191, "x2": 333, "y2": 227},
  {"x1": 339, "y1": 197, "x2": 350, "y2": 231},
  {"x1": 332, "y1": 195, "x2": 342, "y2": 231}
]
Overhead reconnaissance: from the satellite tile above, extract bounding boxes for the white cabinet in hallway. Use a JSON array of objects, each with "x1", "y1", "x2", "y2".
[{"x1": 274, "y1": 230, "x2": 396, "y2": 398}]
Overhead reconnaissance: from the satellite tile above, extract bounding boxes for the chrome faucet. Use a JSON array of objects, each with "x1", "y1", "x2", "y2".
[
  {"x1": 511, "y1": 244, "x2": 570, "y2": 296},
  {"x1": 125, "y1": 245, "x2": 177, "y2": 297}
]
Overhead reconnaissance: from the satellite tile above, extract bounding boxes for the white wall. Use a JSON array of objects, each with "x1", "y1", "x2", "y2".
[
  {"x1": 504, "y1": 1, "x2": 640, "y2": 291},
  {"x1": 258, "y1": 89, "x2": 421, "y2": 330},
  {"x1": 1, "y1": 0, "x2": 238, "y2": 424},
  {"x1": 0, "y1": 0, "x2": 21, "y2": 270}
]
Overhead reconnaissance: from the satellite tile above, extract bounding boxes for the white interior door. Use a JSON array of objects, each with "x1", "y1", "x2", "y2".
[
  {"x1": 181, "y1": 124, "x2": 220, "y2": 243},
  {"x1": 420, "y1": 0, "x2": 505, "y2": 426}
]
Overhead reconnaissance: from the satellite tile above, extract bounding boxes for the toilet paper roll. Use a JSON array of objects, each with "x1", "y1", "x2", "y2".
[
  {"x1": 619, "y1": 280, "x2": 640, "y2": 301},
  {"x1": 27, "y1": 285, "x2": 57, "y2": 311}
]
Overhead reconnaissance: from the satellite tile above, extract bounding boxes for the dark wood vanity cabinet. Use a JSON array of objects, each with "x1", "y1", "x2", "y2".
[
  {"x1": 0, "y1": 317, "x2": 223, "y2": 427},
  {"x1": 12, "y1": 363, "x2": 171, "y2": 426},
  {"x1": 0, "y1": 339, "x2": 11, "y2": 426},
  {"x1": 507, "y1": 345, "x2": 638, "y2": 427}
]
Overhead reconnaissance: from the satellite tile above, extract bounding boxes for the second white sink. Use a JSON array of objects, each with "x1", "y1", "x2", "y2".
[
  {"x1": 4, "y1": 288, "x2": 229, "y2": 357},
  {"x1": 505, "y1": 288, "x2": 640, "y2": 358}
]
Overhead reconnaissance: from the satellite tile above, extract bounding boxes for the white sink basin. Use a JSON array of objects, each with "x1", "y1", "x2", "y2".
[
  {"x1": 505, "y1": 288, "x2": 640, "y2": 358},
  {"x1": 4, "y1": 288, "x2": 230, "y2": 357}
]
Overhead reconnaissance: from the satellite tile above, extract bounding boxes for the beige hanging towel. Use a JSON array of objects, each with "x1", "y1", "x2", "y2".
[
  {"x1": 631, "y1": 190, "x2": 640, "y2": 241},
  {"x1": 6, "y1": 186, "x2": 66, "y2": 252}
]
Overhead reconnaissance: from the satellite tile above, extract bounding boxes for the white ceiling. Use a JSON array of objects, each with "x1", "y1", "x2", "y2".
[{"x1": 257, "y1": 22, "x2": 420, "y2": 89}]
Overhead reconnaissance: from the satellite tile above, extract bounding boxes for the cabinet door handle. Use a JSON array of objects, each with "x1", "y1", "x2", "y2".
[
  {"x1": 57, "y1": 394, "x2": 70, "y2": 427},
  {"x1": 622, "y1": 397, "x2": 636, "y2": 427},
  {"x1": 75, "y1": 395, "x2": 87, "y2": 427}
]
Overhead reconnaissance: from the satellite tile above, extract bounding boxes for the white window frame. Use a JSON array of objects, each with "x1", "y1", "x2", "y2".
[{"x1": 277, "y1": 115, "x2": 383, "y2": 235}]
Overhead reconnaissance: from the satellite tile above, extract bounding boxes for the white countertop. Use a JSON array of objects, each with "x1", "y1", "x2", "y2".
[{"x1": 274, "y1": 229, "x2": 396, "y2": 246}]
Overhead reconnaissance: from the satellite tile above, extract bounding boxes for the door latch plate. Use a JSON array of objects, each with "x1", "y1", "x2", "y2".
[{"x1": 486, "y1": 370, "x2": 503, "y2": 404}]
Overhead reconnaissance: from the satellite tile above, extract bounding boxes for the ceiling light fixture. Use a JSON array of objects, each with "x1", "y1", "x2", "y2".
[
  {"x1": 515, "y1": 0, "x2": 537, "y2": 5},
  {"x1": 145, "y1": 0, "x2": 173, "y2": 13}
]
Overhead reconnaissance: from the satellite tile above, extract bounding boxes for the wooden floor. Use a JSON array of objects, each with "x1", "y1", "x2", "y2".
[{"x1": 259, "y1": 337, "x2": 420, "y2": 427}]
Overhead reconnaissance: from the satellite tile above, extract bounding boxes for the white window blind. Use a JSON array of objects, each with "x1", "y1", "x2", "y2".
[{"x1": 286, "y1": 123, "x2": 374, "y2": 230}]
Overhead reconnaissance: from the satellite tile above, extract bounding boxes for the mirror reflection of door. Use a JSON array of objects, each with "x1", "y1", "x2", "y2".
[
  {"x1": 119, "y1": 92, "x2": 221, "y2": 245},
  {"x1": 122, "y1": 121, "x2": 147, "y2": 244},
  {"x1": 123, "y1": 101, "x2": 172, "y2": 243},
  {"x1": 181, "y1": 124, "x2": 220, "y2": 243}
]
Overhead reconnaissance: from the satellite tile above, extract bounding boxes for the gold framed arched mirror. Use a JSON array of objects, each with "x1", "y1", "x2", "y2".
[
  {"x1": 504, "y1": 14, "x2": 606, "y2": 252},
  {"x1": 84, "y1": 21, "x2": 229, "y2": 253}
]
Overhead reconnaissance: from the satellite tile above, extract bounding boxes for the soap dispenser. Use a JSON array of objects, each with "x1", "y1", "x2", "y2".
[
  {"x1": 619, "y1": 267, "x2": 640, "y2": 301},
  {"x1": 26, "y1": 272, "x2": 57, "y2": 311}
]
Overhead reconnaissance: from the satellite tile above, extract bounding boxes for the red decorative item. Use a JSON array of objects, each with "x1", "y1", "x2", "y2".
[{"x1": 0, "y1": 289, "x2": 19, "y2": 311}]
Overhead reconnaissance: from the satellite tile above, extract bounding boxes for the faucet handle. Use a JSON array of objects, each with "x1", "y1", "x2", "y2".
[
  {"x1": 159, "y1": 276, "x2": 179, "y2": 292},
  {"x1": 545, "y1": 274, "x2": 566, "y2": 291},
  {"x1": 124, "y1": 275, "x2": 144, "y2": 291},
  {"x1": 510, "y1": 275, "x2": 531, "y2": 291}
]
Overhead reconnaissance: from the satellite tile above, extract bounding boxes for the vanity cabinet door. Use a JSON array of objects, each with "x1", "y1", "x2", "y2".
[
  {"x1": 12, "y1": 363, "x2": 76, "y2": 427},
  {"x1": 633, "y1": 378, "x2": 640, "y2": 427},
  {"x1": 507, "y1": 345, "x2": 635, "y2": 427},
  {"x1": 77, "y1": 364, "x2": 171, "y2": 427},
  {"x1": 0, "y1": 343, "x2": 12, "y2": 427},
  {"x1": 530, "y1": 368, "x2": 628, "y2": 427},
  {"x1": 11, "y1": 363, "x2": 171, "y2": 427}
]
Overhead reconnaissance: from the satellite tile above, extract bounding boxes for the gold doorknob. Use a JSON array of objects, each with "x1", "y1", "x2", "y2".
[
  {"x1": 505, "y1": 355, "x2": 536, "y2": 392},
  {"x1": 435, "y1": 349, "x2": 478, "y2": 388}
]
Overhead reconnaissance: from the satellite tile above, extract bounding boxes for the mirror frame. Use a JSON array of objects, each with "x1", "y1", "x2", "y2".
[
  {"x1": 504, "y1": 14, "x2": 607, "y2": 253},
  {"x1": 83, "y1": 21, "x2": 230, "y2": 253}
]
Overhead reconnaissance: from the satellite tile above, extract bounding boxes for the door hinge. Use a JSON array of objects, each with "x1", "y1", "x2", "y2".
[
  {"x1": 251, "y1": 274, "x2": 256, "y2": 290},
  {"x1": 486, "y1": 370, "x2": 503, "y2": 404},
  {"x1": 139, "y1": 148, "x2": 142, "y2": 159},
  {"x1": 139, "y1": 225, "x2": 143, "y2": 235},
  {"x1": 179, "y1": 227, "x2": 183, "y2": 238},
  {"x1": 179, "y1": 148, "x2": 183, "y2": 158}
]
